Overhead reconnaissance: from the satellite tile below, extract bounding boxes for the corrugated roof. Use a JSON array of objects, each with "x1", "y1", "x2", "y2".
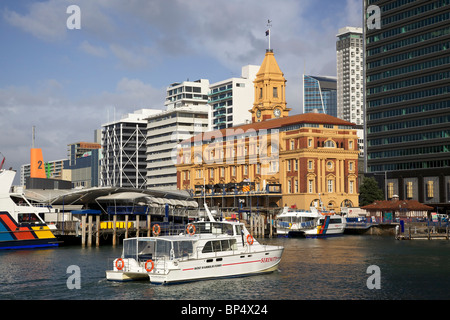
[{"x1": 361, "y1": 200, "x2": 433, "y2": 211}]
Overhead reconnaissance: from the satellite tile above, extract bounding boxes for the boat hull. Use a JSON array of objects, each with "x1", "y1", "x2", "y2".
[
  {"x1": 0, "y1": 238, "x2": 59, "y2": 250},
  {"x1": 107, "y1": 247, "x2": 284, "y2": 285},
  {"x1": 0, "y1": 212, "x2": 59, "y2": 250}
]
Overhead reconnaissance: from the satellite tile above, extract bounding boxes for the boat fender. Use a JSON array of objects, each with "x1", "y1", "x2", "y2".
[
  {"x1": 152, "y1": 224, "x2": 161, "y2": 236},
  {"x1": 186, "y1": 223, "x2": 196, "y2": 235},
  {"x1": 145, "y1": 259, "x2": 154, "y2": 272},
  {"x1": 115, "y1": 258, "x2": 124, "y2": 271},
  {"x1": 246, "y1": 234, "x2": 254, "y2": 245}
]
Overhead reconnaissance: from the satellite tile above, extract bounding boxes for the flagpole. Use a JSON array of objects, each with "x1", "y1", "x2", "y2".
[{"x1": 267, "y1": 19, "x2": 272, "y2": 50}]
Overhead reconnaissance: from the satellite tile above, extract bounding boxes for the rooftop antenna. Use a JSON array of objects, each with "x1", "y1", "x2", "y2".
[{"x1": 32, "y1": 126, "x2": 35, "y2": 148}]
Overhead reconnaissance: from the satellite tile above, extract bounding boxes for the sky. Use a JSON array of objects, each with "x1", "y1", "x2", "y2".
[{"x1": 0, "y1": 0, "x2": 362, "y2": 183}]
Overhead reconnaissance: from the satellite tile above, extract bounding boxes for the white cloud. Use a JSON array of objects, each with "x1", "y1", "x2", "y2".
[
  {"x1": 3, "y1": 1, "x2": 68, "y2": 42},
  {"x1": 79, "y1": 41, "x2": 107, "y2": 57}
]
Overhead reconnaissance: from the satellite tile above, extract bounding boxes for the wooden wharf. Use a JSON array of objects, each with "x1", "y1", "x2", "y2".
[{"x1": 51, "y1": 207, "x2": 279, "y2": 247}]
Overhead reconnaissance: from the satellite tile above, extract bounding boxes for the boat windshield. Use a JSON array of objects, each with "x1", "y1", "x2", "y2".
[
  {"x1": 123, "y1": 238, "x2": 194, "y2": 260},
  {"x1": 193, "y1": 222, "x2": 234, "y2": 235}
]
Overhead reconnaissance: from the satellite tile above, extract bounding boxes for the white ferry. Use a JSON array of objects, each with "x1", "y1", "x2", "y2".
[
  {"x1": 106, "y1": 205, "x2": 284, "y2": 284},
  {"x1": 275, "y1": 207, "x2": 320, "y2": 237},
  {"x1": 0, "y1": 169, "x2": 59, "y2": 249},
  {"x1": 276, "y1": 207, "x2": 346, "y2": 238},
  {"x1": 303, "y1": 215, "x2": 347, "y2": 238}
]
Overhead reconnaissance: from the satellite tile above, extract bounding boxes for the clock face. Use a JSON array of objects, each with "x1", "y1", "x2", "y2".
[
  {"x1": 256, "y1": 109, "x2": 261, "y2": 118},
  {"x1": 274, "y1": 108, "x2": 281, "y2": 117}
]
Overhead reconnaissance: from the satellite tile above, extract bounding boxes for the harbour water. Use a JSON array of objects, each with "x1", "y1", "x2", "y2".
[{"x1": 1, "y1": 235, "x2": 450, "y2": 301}]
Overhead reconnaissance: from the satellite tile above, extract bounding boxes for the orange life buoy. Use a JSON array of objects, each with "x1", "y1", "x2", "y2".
[
  {"x1": 186, "y1": 223, "x2": 196, "y2": 235},
  {"x1": 115, "y1": 258, "x2": 124, "y2": 270},
  {"x1": 145, "y1": 259, "x2": 154, "y2": 272},
  {"x1": 152, "y1": 224, "x2": 161, "y2": 236},
  {"x1": 246, "y1": 234, "x2": 254, "y2": 245}
]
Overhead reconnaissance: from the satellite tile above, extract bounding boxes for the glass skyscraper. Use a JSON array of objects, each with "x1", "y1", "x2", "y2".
[
  {"x1": 365, "y1": 0, "x2": 450, "y2": 210},
  {"x1": 303, "y1": 75, "x2": 337, "y2": 117}
]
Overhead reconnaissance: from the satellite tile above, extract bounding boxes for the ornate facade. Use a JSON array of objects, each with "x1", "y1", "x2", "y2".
[{"x1": 176, "y1": 50, "x2": 359, "y2": 213}]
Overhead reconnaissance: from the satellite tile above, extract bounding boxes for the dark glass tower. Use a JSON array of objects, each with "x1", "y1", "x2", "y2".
[{"x1": 364, "y1": 0, "x2": 450, "y2": 211}]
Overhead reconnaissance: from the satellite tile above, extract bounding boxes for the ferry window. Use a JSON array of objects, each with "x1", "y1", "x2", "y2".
[
  {"x1": 221, "y1": 240, "x2": 230, "y2": 251},
  {"x1": 202, "y1": 241, "x2": 213, "y2": 253},
  {"x1": 18, "y1": 213, "x2": 40, "y2": 223},
  {"x1": 222, "y1": 223, "x2": 233, "y2": 235},
  {"x1": 212, "y1": 240, "x2": 222, "y2": 252},
  {"x1": 155, "y1": 239, "x2": 171, "y2": 257},
  {"x1": 173, "y1": 241, "x2": 193, "y2": 258},
  {"x1": 235, "y1": 225, "x2": 242, "y2": 236}
]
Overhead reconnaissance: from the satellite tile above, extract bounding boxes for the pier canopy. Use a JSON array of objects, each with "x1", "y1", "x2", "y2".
[{"x1": 23, "y1": 186, "x2": 196, "y2": 208}]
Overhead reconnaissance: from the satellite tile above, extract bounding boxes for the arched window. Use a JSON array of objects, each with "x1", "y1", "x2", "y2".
[{"x1": 324, "y1": 140, "x2": 336, "y2": 148}]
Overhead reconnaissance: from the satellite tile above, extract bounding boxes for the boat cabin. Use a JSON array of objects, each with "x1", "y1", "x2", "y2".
[{"x1": 122, "y1": 220, "x2": 246, "y2": 262}]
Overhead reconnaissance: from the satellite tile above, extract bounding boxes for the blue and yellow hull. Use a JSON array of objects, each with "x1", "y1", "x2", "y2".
[{"x1": 0, "y1": 212, "x2": 59, "y2": 250}]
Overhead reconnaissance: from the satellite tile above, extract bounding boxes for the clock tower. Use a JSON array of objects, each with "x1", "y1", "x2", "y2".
[{"x1": 250, "y1": 49, "x2": 290, "y2": 122}]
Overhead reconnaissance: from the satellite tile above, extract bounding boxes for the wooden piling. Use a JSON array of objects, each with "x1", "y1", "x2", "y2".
[
  {"x1": 112, "y1": 215, "x2": 117, "y2": 246},
  {"x1": 125, "y1": 215, "x2": 129, "y2": 239},
  {"x1": 136, "y1": 215, "x2": 140, "y2": 237},
  {"x1": 147, "y1": 215, "x2": 151, "y2": 237},
  {"x1": 88, "y1": 215, "x2": 93, "y2": 247},
  {"x1": 81, "y1": 215, "x2": 86, "y2": 247},
  {"x1": 96, "y1": 215, "x2": 100, "y2": 247}
]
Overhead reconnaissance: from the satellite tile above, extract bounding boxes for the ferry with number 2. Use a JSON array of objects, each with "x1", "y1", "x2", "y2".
[{"x1": 106, "y1": 204, "x2": 284, "y2": 284}]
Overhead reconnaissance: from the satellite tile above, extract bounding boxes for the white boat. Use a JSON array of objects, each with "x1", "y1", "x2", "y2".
[
  {"x1": 106, "y1": 204, "x2": 284, "y2": 284},
  {"x1": 276, "y1": 206, "x2": 346, "y2": 238},
  {"x1": 0, "y1": 169, "x2": 59, "y2": 249},
  {"x1": 303, "y1": 215, "x2": 347, "y2": 238},
  {"x1": 275, "y1": 207, "x2": 320, "y2": 237}
]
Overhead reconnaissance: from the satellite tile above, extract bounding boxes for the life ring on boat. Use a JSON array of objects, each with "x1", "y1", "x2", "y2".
[
  {"x1": 152, "y1": 224, "x2": 161, "y2": 236},
  {"x1": 246, "y1": 234, "x2": 254, "y2": 245},
  {"x1": 145, "y1": 259, "x2": 154, "y2": 272},
  {"x1": 186, "y1": 223, "x2": 196, "y2": 235},
  {"x1": 115, "y1": 258, "x2": 124, "y2": 271}
]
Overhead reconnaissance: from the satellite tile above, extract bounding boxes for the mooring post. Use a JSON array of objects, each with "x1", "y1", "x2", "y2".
[
  {"x1": 112, "y1": 214, "x2": 117, "y2": 246},
  {"x1": 95, "y1": 215, "x2": 100, "y2": 247},
  {"x1": 136, "y1": 215, "x2": 140, "y2": 237},
  {"x1": 87, "y1": 215, "x2": 93, "y2": 247},
  {"x1": 81, "y1": 215, "x2": 86, "y2": 247},
  {"x1": 125, "y1": 215, "x2": 129, "y2": 239}
]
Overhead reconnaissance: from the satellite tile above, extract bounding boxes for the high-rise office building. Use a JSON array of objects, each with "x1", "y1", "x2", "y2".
[
  {"x1": 165, "y1": 79, "x2": 209, "y2": 110},
  {"x1": 336, "y1": 26, "x2": 364, "y2": 125},
  {"x1": 302, "y1": 74, "x2": 337, "y2": 117},
  {"x1": 209, "y1": 65, "x2": 259, "y2": 130},
  {"x1": 100, "y1": 109, "x2": 162, "y2": 188},
  {"x1": 145, "y1": 105, "x2": 209, "y2": 190},
  {"x1": 364, "y1": 0, "x2": 450, "y2": 210}
]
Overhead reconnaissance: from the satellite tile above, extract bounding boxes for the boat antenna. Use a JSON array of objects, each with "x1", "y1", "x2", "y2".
[{"x1": 0, "y1": 152, "x2": 5, "y2": 170}]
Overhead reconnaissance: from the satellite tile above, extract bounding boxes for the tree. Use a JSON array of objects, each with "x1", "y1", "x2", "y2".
[{"x1": 359, "y1": 176, "x2": 384, "y2": 207}]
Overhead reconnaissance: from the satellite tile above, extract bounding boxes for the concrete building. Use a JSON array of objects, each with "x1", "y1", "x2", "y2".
[
  {"x1": 165, "y1": 79, "x2": 209, "y2": 110},
  {"x1": 63, "y1": 141, "x2": 101, "y2": 188},
  {"x1": 145, "y1": 105, "x2": 209, "y2": 190},
  {"x1": 21, "y1": 159, "x2": 66, "y2": 186},
  {"x1": 336, "y1": 26, "x2": 364, "y2": 125},
  {"x1": 302, "y1": 75, "x2": 337, "y2": 116},
  {"x1": 209, "y1": 65, "x2": 259, "y2": 130},
  {"x1": 100, "y1": 109, "x2": 162, "y2": 188},
  {"x1": 364, "y1": 0, "x2": 450, "y2": 213}
]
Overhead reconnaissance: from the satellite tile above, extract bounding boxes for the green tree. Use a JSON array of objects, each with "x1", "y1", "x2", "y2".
[{"x1": 359, "y1": 176, "x2": 384, "y2": 207}]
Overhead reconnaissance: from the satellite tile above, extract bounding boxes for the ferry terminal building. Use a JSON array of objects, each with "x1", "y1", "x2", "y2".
[{"x1": 176, "y1": 49, "x2": 360, "y2": 214}]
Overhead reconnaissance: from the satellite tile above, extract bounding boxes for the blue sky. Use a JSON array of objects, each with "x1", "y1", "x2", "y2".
[{"x1": 0, "y1": 0, "x2": 362, "y2": 182}]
